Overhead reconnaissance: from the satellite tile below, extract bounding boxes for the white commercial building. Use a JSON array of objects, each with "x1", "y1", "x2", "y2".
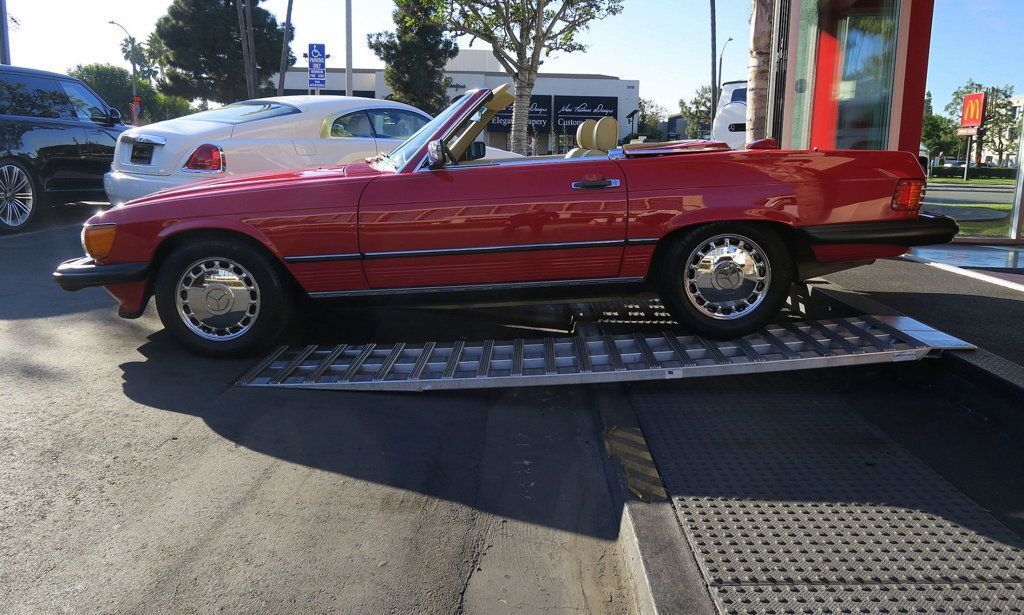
[{"x1": 278, "y1": 50, "x2": 640, "y2": 155}]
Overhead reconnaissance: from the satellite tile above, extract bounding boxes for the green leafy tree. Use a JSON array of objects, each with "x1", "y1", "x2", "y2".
[
  {"x1": 981, "y1": 85, "x2": 1018, "y2": 165},
  {"x1": 69, "y1": 63, "x2": 193, "y2": 123},
  {"x1": 679, "y1": 85, "x2": 713, "y2": 139},
  {"x1": 636, "y1": 98, "x2": 666, "y2": 140},
  {"x1": 921, "y1": 113, "x2": 959, "y2": 161},
  {"x1": 944, "y1": 80, "x2": 1019, "y2": 165},
  {"x1": 153, "y1": 0, "x2": 292, "y2": 104},
  {"x1": 433, "y1": 0, "x2": 625, "y2": 155},
  {"x1": 368, "y1": 0, "x2": 458, "y2": 114}
]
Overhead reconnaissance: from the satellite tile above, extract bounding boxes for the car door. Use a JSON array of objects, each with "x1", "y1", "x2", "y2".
[
  {"x1": 366, "y1": 108, "x2": 429, "y2": 156},
  {"x1": 0, "y1": 72, "x2": 88, "y2": 194},
  {"x1": 315, "y1": 110, "x2": 381, "y2": 165},
  {"x1": 357, "y1": 157, "x2": 628, "y2": 289},
  {"x1": 57, "y1": 79, "x2": 123, "y2": 191}
]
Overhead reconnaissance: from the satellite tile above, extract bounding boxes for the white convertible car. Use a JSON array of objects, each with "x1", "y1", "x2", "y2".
[{"x1": 104, "y1": 96, "x2": 517, "y2": 205}]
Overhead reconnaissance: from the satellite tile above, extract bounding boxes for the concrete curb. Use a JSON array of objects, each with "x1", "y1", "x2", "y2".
[{"x1": 591, "y1": 384, "x2": 718, "y2": 615}]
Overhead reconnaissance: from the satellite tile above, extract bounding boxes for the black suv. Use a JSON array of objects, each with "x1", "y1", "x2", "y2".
[{"x1": 0, "y1": 65, "x2": 127, "y2": 233}]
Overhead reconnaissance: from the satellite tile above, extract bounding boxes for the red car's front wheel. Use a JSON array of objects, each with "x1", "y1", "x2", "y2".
[
  {"x1": 155, "y1": 239, "x2": 293, "y2": 357},
  {"x1": 657, "y1": 224, "x2": 794, "y2": 339}
]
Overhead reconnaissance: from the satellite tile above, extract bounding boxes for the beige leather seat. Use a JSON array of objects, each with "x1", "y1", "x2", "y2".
[
  {"x1": 566, "y1": 119, "x2": 597, "y2": 158},
  {"x1": 592, "y1": 117, "x2": 619, "y2": 153},
  {"x1": 566, "y1": 117, "x2": 619, "y2": 158}
]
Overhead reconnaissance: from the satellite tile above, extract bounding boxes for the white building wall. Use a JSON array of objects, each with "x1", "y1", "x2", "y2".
[{"x1": 278, "y1": 49, "x2": 640, "y2": 146}]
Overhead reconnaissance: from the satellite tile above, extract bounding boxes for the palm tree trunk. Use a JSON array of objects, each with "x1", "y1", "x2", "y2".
[
  {"x1": 746, "y1": 0, "x2": 773, "y2": 144},
  {"x1": 277, "y1": 0, "x2": 293, "y2": 96}
]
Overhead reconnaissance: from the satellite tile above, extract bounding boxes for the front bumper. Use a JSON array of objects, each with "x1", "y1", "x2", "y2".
[
  {"x1": 53, "y1": 257, "x2": 149, "y2": 292},
  {"x1": 798, "y1": 213, "x2": 960, "y2": 247}
]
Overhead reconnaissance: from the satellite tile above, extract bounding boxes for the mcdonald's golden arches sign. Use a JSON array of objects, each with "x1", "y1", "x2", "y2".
[{"x1": 960, "y1": 92, "x2": 985, "y2": 128}]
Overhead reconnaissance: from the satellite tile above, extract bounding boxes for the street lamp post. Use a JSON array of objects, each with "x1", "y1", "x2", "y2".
[
  {"x1": 345, "y1": 0, "x2": 353, "y2": 97},
  {"x1": 108, "y1": 20, "x2": 137, "y2": 124},
  {"x1": 718, "y1": 36, "x2": 733, "y2": 101}
]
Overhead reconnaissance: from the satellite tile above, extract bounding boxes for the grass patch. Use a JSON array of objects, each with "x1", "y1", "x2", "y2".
[
  {"x1": 928, "y1": 202, "x2": 1014, "y2": 237},
  {"x1": 927, "y1": 177, "x2": 1018, "y2": 186}
]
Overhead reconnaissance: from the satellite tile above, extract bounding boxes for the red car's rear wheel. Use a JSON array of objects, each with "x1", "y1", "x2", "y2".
[
  {"x1": 657, "y1": 224, "x2": 793, "y2": 339},
  {"x1": 155, "y1": 239, "x2": 293, "y2": 357}
]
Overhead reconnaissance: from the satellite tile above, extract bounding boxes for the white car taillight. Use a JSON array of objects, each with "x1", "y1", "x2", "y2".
[{"x1": 183, "y1": 144, "x2": 225, "y2": 173}]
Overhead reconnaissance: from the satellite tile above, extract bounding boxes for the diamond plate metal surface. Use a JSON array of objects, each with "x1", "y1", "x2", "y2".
[{"x1": 630, "y1": 376, "x2": 1024, "y2": 614}]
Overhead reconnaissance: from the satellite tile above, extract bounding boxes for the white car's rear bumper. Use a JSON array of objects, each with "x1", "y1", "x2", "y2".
[{"x1": 104, "y1": 171, "x2": 196, "y2": 206}]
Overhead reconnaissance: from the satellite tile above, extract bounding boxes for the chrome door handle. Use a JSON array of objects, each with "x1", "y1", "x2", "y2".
[{"x1": 571, "y1": 178, "x2": 620, "y2": 190}]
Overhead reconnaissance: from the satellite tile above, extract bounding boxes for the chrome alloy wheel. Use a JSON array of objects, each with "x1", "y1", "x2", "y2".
[
  {"x1": 683, "y1": 233, "x2": 772, "y2": 321},
  {"x1": 175, "y1": 257, "x2": 261, "y2": 341},
  {"x1": 0, "y1": 164, "x2": 34, "y2": 228}
]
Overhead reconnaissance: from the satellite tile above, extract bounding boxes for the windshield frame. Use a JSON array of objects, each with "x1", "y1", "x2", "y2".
[{"x1": 383, "y1": 89, "x2": 492, "y2": 174}]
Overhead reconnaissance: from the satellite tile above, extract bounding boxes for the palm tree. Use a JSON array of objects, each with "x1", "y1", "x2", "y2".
[
  {"x1": 120, "y1": 36, "x2": 157, "y2": 82},
  {"x1": 146, "y1": 32, "x2": 171, "y2": 82},
  {"x1": 746, "y1": 0, "x2": 773, "y2": 144}
]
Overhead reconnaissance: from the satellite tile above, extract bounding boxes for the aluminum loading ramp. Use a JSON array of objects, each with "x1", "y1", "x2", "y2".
[{"x1": 237, "y1": 312, "x2": 974, "y2": 392}]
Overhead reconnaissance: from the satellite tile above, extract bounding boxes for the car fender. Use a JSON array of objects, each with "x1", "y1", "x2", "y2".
[{"x1": 152, "y1": 217, "x2": 285, "y2": 263}]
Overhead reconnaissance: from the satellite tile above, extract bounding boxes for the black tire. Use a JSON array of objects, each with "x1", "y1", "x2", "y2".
[
  {"x1": 657, "y1": 223, "x2": 794, "y2": 339},
  {"x1": 155, "y1": 239, "x2": 294, "y2": 357},
  {"x1": 0, "y1": 159, "x2": 41, "y2": 234}
]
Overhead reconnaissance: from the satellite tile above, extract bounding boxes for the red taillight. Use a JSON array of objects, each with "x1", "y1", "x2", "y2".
[
  {"x1": 183, "y1": 144, "x2": 224, "y2": 172},
  {"x1": 892, "y1": 179, "x2": 925, "y2": 211}
]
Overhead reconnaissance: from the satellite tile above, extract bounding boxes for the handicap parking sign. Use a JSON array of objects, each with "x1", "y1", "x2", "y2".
[{"x1": 308, "y1": 43, "x2": 326, "y2": 89}]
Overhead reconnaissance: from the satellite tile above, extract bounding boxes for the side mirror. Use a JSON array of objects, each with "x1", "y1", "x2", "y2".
[
  {"x1": 427, "y1": 140, "x2": 447, "y2": 169},
  {"x1": 93, "y1": 108, "x2": 122, "y2": 125},
  {"x1": 464, "y1": 141, "x2": 487, "y2": 162}
]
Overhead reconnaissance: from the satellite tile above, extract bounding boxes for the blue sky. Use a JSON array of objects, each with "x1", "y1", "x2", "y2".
[
  {"x1": 7, "y1": 0, "x2": 1023, "y2": 114},
  {"x1": 927, "y1": 0, "x2": 1024, "y2": 111}
]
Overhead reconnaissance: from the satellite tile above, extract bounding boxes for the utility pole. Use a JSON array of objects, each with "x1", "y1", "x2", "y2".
[
  {"x1": 108, "y1": 21, "x2": 138, "y2": 124},
  {"x1": 0, "y1": 0, "x2": 11, "y2": 65},
  {"x1": 277, "y1": 0, "x2": 293, "y2": 96},
  {"x1": 345, "y1": 0, "x2": 353, "y2": 97},
  {"x1": 236, "y1": 0, "x2": 255, "y2": 99},
  {"x1": 245, "y1": 0, "x2": 257, "y2": 94},
  {"x1": 710, "y1": 0, "x2": 718, "y2": 111}
]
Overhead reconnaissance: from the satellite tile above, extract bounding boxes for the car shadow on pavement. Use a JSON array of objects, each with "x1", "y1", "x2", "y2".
[{"x1": 118, "y1": 324, "x2": 625, "y2": 539}]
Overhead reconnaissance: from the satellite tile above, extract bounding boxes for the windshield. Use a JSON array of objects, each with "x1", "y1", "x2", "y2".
[
  {"x1": 184, "y1": 101, "x2": 300, "y2": 125},
  {"x1": 384, "y1": 93, "x2": 474, "y2": 170}
]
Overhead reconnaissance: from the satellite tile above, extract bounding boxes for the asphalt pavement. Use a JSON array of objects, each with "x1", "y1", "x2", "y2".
[
  {"x1": 5, "y1": 204, "x2": 1024, "y2": 613},
  {"x1": 924, "y1": 183, "x2": 1015, "y2": 206},
  {"x1": 827, "y1": 257, "x2": 1024, "y2": 367},
  {"x1": 0, "y1": 214, "x2": 636, "y2": 614}
]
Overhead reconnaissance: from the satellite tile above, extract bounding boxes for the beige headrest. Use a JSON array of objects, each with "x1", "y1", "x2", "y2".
[
  {"x1": 593, "y1": 117, "x2": 619, "y2": 151},
  {"x1": 576, "y1": 119, "x2": 597, "y2": 150}
]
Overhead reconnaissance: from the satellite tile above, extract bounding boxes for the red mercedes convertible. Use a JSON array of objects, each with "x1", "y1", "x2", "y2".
[{"x1": 54, "y1": 84, "x2": 957, "y2": 356}]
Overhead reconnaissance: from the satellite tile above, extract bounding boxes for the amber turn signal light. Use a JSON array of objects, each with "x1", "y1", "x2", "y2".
[
  {"x1": 891, "y1": 179, "x2": 925, "y2": 211},
  {"x1": 82, "y1": 224, "x2": 117, "y2": 261}
]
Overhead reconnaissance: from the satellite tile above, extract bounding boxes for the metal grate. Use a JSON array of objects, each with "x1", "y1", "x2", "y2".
[
  {"x1": 237, "y1": 316, "x2": 972, "y2": 392},
  {"x1": 630, "y1": 375, "x2": 1024, "y2": 614}
]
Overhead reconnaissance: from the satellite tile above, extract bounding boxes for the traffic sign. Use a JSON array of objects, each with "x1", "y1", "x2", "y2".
[
  {"x1": 960, "y1": 92, "x2": 985, "y2": 128},
  {"x1": 308, "y1": 43, "x2": 326, "y2": 89}
]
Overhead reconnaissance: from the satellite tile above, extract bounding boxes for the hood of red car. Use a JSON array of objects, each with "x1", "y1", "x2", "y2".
[{"x1": 122, "y1": 161, "x2": 386, "y2": 207}]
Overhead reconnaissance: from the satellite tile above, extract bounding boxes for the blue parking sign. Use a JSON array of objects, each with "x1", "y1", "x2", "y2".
[{"x1": 308, "y1": 43, "x2": 326, "y2": 89}]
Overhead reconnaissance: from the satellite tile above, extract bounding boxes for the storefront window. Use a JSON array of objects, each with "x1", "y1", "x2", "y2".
[
  {"x1": 923, "y1": 1, "x2": 1023, "y2": 241},
  {"x1": 789, "y1": 0, "x2": 899, "y2": 151}
]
